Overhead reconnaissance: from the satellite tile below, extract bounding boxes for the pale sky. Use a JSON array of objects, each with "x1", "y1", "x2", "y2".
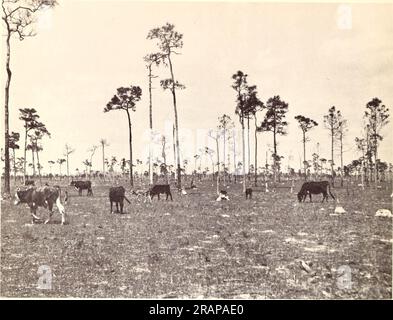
[{"x1": 2, "y1": 1, "x2": 393, "y2": 174}]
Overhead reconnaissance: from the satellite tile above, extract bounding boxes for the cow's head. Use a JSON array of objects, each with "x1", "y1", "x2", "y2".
[
  {"x1": 297, "y1": 192, "x2": 303, "y2": 202},
  {"x1": 70, "y1": 181, "x2": 76, "y2": 186}
]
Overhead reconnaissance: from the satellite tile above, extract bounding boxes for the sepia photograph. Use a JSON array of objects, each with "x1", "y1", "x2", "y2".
[{"x1": 0, "y1": 0, "x2": 392, "y2": 301}]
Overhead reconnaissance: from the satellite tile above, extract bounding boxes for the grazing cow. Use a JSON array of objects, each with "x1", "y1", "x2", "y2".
[
  {"x1": 14, "y1": 186, "x2": 66, "y2": 224},
  {"x1": 70, "y1": 180, "x2": 93, "y2": 196},
  {"x1": 25, "y1": 180, "x2": 35, "y2": 186},
  {"x1": 148, "y1": 184, "x2": 173, "y2": 201},
  {"x1": 297, "y1": 181, "x2": 335, "y2": 203},
  {"x1": 245, "y1": 188, "x2": 253, "y2": 199},
  {"x1": 109, "y1": 186, "x2": 131, "y2": 214}
]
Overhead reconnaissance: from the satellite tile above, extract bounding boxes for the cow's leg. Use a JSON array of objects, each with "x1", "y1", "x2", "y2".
[
  {"x1": 55, "y1": 196, "x2": 66, "y2": 225},
  {"x1": 30, "y1": 206, "x2": 37, "y2": 224},
  {"x1": 79, "y1": 188, "x2": 82, "y2": 196},
  {"x1": 110, "y1": 201, "x2": 113, "y2": 213},
  {"x1": 44, "y1": 210, "x2": 53, "y2": 224},
  {"x1": 120, "y1": 200, "x2": 124, "y2": 214},
  {"x1": 170, "y1": 192, "x2": 173, "y2": 201},
  {"x1": 158, "y1": 193, "x2": 160, "y2": 200},
  {"x1": 309, "y1": 193, "x2": 312, "y2": 202},
  {"x1": 30, "y1": 204, "x2": 41, "y2": 223},
  {"x1": 116, "y1": 202, "x2": 119, "y2": 213}
]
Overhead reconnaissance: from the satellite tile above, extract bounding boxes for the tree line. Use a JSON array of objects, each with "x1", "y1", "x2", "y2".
[{"x1": 2, "y1": 1, "x2": 391, "y2": 197}]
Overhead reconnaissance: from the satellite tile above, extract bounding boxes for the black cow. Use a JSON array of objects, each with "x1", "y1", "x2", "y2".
[
  {"x1": 109, "y1": 186, "x2": 131, "y2": 214},
  {"x1": 297, "y1": 181, "x2": 335, "y2": 203},
  {"x1": 25, "y1": 180, "x2": 35, "y2": 186},
  {"x1": 245, "y1": 188, "x2": 253, "y2": 199},
  {"x1": 14, "y1": 186, "x2": 66, "y2": 224},
  {"x1": 148, "y1": 184, "x2": 173, "y2": 201},
  {"x1": 70, "y1": 180, "x2": 93, "y2": 196}
]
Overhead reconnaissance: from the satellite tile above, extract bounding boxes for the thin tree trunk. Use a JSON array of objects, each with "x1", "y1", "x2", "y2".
[
  {"x1": 148, "y1": 65, "x2": 153, "y2": 186},
  {"x1": 173, "y1": 124, "x2": 176, "y2": 181},
  {"x1": 247, "y1": 116, "x2": 250, "y2": 178},
  {"x1": 13, "y1": 148, "x2": 16, "y2": 183},
  {"x1": 31, "y1": 149, "x2": 36, "y2": 177},
  {"x1": 273, "y1": 108, "x2": 277, "y2": 184},
  {"x1": 168, "y1": 56, "x2": 181, "y2": 190},
  {"x1": 223, "y1": 130, "x2": 226, "y2": 186},
  {"x1": 216, "y1": 137, "x2": 220, "y2": 195},
  {"x1": 23, "y1": 126, "x2": 27, "y2": 183},
  {"x1": 340, "y1": 134, "x2": 343, "y2": 187},
  {"x1": 3, "y1": 25, "x2": 11, "y2": 195},
  {"x1": 66, "y1": 153, "x2": 69, "y2": 177},
  {"x1": 126, "y1": 110, "x2": 134, "y2": 187},
  {"x1": 241, "y1": 118, "x2": 246, "y2": 192},
  {"x1": 233, "y1": 129, "x2": 237, "y2": 183},
  {"x1": 273, "y1": 131, "x2": 277, "y2": 184},
  {"x1": 331, "y1": 127, "x2": 334, "y2": 186},
  {"x1": 102, "y1": 145, "x2": 105, "y2": 177},
  {"x1": 211, "y1": 159, "x2": 215, "y2": 182},
  {"x1": 375, "y1": 148, "x2": 378, "y2": 188},
  {"x1": 36, "y1": 149, "x2": 41, "y2": 185},
  {"x1": 303, "y1": 131, "x2": 307, "y2": 180},
  {"x1": 254, "y1": 116, "x2": 258, "y2": 186},
  {"x1": 162, "y1": 137, "x2": 168, "y2": 184}
]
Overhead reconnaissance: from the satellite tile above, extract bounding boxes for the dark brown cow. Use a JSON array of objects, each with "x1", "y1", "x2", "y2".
[
  {"x1": 297, "y1": 181, "x2": 335, "y2": 203},
  {"x1": 14, "y1": 186, "x2": 66, "y2": 224},
  {"x1": 148, "y1": 184, "x2": 173, "y2": 201},
  {"x1": 70, "y1": 180, "x2": 93, "y2": 196},
  {"x1": 245, "y1": 188, "x2": 253, "y2": 199},
  {"x1": 109, "y1": 186, "x2": 131, "y2": 214}
]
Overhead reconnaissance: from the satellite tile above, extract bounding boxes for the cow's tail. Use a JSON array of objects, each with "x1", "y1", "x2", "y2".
[
  {"x1": 64, "y1": 191, "x2": 69, "y2": 205},
  {"x1": 54, "y1": 186, "x2": 65, "y2": 213},
  {"x1": 124, "y1": 195, "x2": 131, "y2": 204},
  {"x1": 54, "y1": 186, "x2": 66, "y2": 224},
  {"x1": 328, "y1": 183, "x2": 336, "y2": 200}
]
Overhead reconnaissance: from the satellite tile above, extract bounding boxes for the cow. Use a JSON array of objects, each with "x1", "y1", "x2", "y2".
[
  {"x1": 245, "y1": 188, "x2": 253, "y2": 199},
  {"x1": 148, "y1": 184, "x2": 173, "y2": 201},
  {"x1": 70, "y1": 180, "x2": 93, "y2": 196},
  {"x1": 25, "y1": 180, "x2": 35, "y2": 186},
  {"x1": 109, "y1": 186, "x2": 131, "y2": 214},
  {"x1": 297, "y1": 181, "x2": 335, "y2": 203},
  {"x1": 14, "y1": 186, "x2": 66, "y2": 224}
]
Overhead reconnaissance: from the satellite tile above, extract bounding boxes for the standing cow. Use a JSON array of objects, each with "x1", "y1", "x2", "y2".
[
  {"x1": 14, "y1": 186, "x2": 66, "y2": 224},
  {"x1": 297, "y1": 181, "x2": 335, "y2": 202},
  {"x1": 148, "y1": 184, "x2": 173, "y2": 201},
  {"x1": 109, "y1": 186, "x2": 131, "y2": 214},
  {"x1": 70, "y1": 180, "x2": 93, "y2": 196}
]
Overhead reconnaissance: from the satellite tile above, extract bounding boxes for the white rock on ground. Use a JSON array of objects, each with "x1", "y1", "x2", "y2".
[
  {"x1": 375, "y1": 209, "x2": 392, "y2": 218},
  {"x1": 334, "y1": 206, "x2": 346, "y2": 214}
]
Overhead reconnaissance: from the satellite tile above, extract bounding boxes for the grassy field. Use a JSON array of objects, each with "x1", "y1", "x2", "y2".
[{"x1": 1, "y1": 179, "x2": 392, "y2": 299}]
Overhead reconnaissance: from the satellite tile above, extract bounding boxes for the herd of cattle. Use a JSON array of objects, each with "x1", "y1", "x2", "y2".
[{"x1": 12, "y1": 179, "x2": 336, "y2": 225}]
